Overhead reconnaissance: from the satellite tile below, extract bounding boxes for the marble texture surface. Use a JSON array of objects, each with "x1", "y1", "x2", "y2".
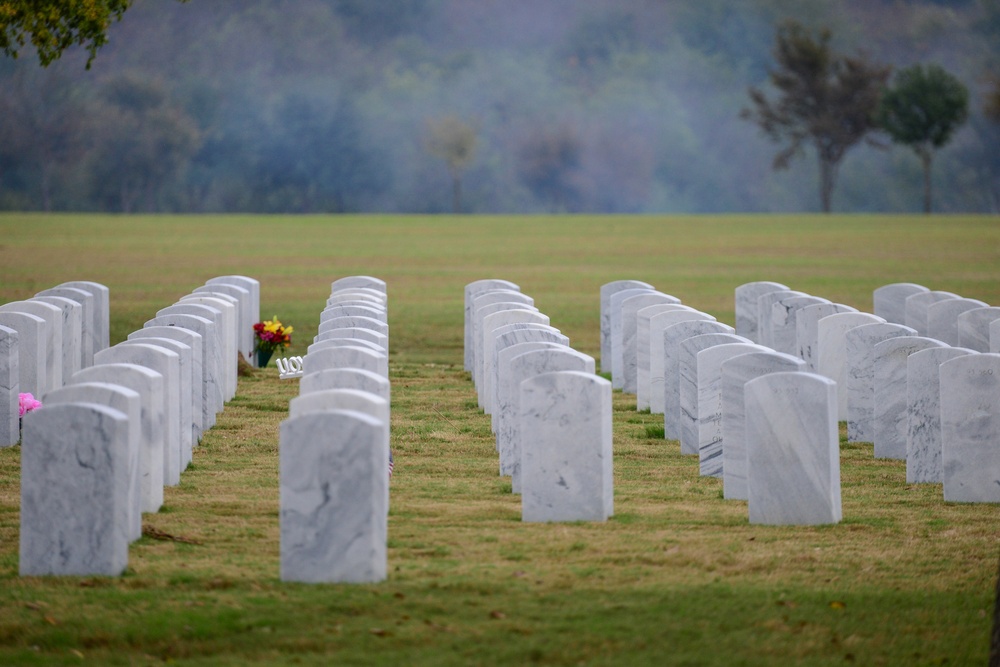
[
  {"x1": 816, "y1": 311, "x2": 885, "y2": 418},
  {"x1": 194, "y1": 283, "x2": 252, "y2": 364},
  {"x1": 721, "y1": 350, "x2": 804, "y2": 500},
  {"x1": 465, "y1": 280, "x2": 519, "y2": 372},
  {"x1": 280, "y1": 409, "x2": 388, "y2": 583},
  {"x1": 314, "y1": 327, "x2": 387, "y2": 352},
  {"x1": 926, "y1": 298, "x2": 989, "y2": 346},
  {"x1": 489, "y1": 325, "x2": 569, "y2": 416},
  {"x1": 150, "y1": 310, "x2": 223, "y2": 422},
  {"x1": 600, "y1": 280, "x2": 653, "y2": 374},
  {"x1": 735, "y1": 281, "x2": 788, "y2": 342},
  {"x1": 302, "y1": 345, "x2": 388, "y2": 379},
  {"x1": 770, "y1": 295, "x2": 828, "y2": 356},
  {"x1": 0, "y1": 311, "x2": 45, "y2": 398},
  {"x1": 0, "y1": 325, "x2": 18, "y2": 447},
  {"x1": 499, "y1": 347, "x2": 594, "y2": 492},
  {"x1": 44, "y1": 382, "x2": 142, "y2": 542},
  {"x1": 873, "y1": 283, "x2": 928, "y2": 325},
  {"x1": 609, "y1": 287, "x2": 657, "y2": 388},
  {"x1": 131, "y1": 326, "x2": 204, "y2": 440},
  {"x1": 940, "y1": 353, "x2": 1000, "y2": 503},
  {"x1": 992, "y1": 319, "x2": 1000, "y2": 353},
  {"x1": 59, "y1": 281, "x2": 110, "y2": 352},
  {"x1": 308, "y1": 337, "x2": 385, "y2": 357},
  {"x1": 0, "y1": 302, "x2": 57, "y2": 396},
  {"x1": 662, "y1": 321, "x2": 736, "y2": 442},
  {"x1": 331, "y1": 275, "x2": 386, "y2": 294},
  {"x1": 20, "y1": 402, "x2": 130, "y2": 575},
  {"x1": 473, "y1": 302, "x2": 540, "y2": 388},
  {"x1": 95, "y1": 343, "x2": 183, "y2": 486},
  {"x1": 317, "y1": 316, "x2": 388, "y2": 343},
  {"x1": 756, "y1": 290, "x2": 806, "y2": 349},
  {"x1": 121, "y1": 337, "x2": 195, "y2": 466},
  {"x1": 206, "y1": 275, "x2": 259, "y2": 366},
  {"x1": 696, "y1": 342, "x2": 769, "y2": 478},
  {"x1": 843, "y1": 322, "x2": 917, "y2": 443},
  {"x1": 906, "y1": 347, "x2": 976, "y2": 483},
  {"x1": 32, "y1": 295, "x2": 82, "y2": 386},
  {"x1": 35, "y1": 286, "x2": 95, "y2": 367},
  {"x1": 520, "y1": 371, "x2": 613, "y2": 523},
  {"x1": 299, "y1": 367, "x2": 390, "y2": 403},
  {"x1": 493, "y1": 341, "x2": 566, "y2": 435},
  {"x1": 647, "y1": 310, "x2": 716, "y2": 415},
  {"x1": 795, "y1": 303, "x2": 857, "y2": 373},
  {"x1": 745, "y1": 372, "x2": 841, "y2": 525},
  {"x1": 481, "y1": 315, "x2": 554, "y2": 413},
  {"x1": 70, "y1": 363, "x2": 165, "y2": 513},
  {"x1": 620, "y1": 292, "x2": 681, "y2": 394},
  {"x1": 471, "y1": 293, "x2": 535, "y2": 383},
  {"x1": 904, "y1": 290, "x2": 959, "y2": 335},
  {"x1": 957, "y1": 307, "x2": 1000, "y2": 352},
  {"x1": 871, "y1": 336, "x2": 947, "y2": 460},
  {"x1": 678, "y1": 333, "x2": 751, "y2": 456},
  {"x1": 180, "y1": 294, "x2": 238, "y2": 398},
  {"x1": 320, "y1": 303, "x2": 386, "y2": 324},
  {"x1": 635, "y1": 304, "x2": 695, "y2": 411}
]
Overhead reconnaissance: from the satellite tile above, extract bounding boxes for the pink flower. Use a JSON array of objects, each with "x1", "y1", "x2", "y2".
[{"x1": 18, "y1": 393, "x2": 41, "y2": 417}]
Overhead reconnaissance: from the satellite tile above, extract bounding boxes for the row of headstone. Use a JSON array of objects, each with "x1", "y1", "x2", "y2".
[
  {"x1": 466, "y1": 280, "x2": 613, "y2": 523},
  {"x1": 280, "y1": 276, "x2": 390, "y2": 584},
  {"x1": 18, "y1": 275, "x2": 258, "y2": 576},
  {"x1": 1, "y1": 281, "x2": 111, "y2": 446}
]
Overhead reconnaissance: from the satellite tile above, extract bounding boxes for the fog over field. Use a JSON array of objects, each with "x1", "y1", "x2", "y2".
[{"x1": 1, "y1": 0, "x2": 997, "y2": 213}]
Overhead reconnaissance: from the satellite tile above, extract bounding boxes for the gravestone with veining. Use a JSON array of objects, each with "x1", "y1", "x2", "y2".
[
  {"x1": 0, "y1": 311, "x2": 45, "y2": 397},
  {"x1": 35, "y1": 286, "x2": 96, "y2": 367},
  {"x1": 992, "y1": 319, "x2": 1000, "y2": 353},
  {"x1": 770, "y1": 295, "x2": 828, "y2": 356},
  {"x1": 95, "y1": 343, "x2": 183, "y2": 485},
  {"x1": 195, "y1": 282, "x2": 252, "y2": 364},
  {"x1": 178, "y1": 295, "x2": 238, "y2": 400},
  {"x1": 926, "y1": 298, "x2": 989, "y2": 346},
  {"x1": 601, "y1": 280, "x2": 654, "y2": 374},
  {"x1": 816, "y1": 311, "x2": 886, "y2": 418},
  {"x1": 31, "y1": 295, "x2": 82, "y2": 384},
  {"x1": 957, "y1": 307, "x2": 1000, "y2": 353},
  {"x1": 873, "y1": 283, "x2": 928, "y2": 325},
  {"x1": 465, "y1": 279, "x2": 519, "y2": 372},
  {"x1": 871, "y1": 336, "x2": 947, "y2": 460},
  {"x1": 844, "y1": 322, "x2": 917, "y2": 443},
  {"x1": 59, "y1": 281, "x2": 110, "y2": 352},
  {"x1": 206, "y1": 275, "x2": 259, "y2": 364},
  {"x1": 280, "y1": 409, "x2": 388, "y2": 583},
  {"x1": 520, "y1": 371, "x2": 613, "y2": 523},
  {"x1": 320, "y1": 303, "x2": 386, "y2": 325},
  {"x1": 906, "y1": 347, "x2": 977, "y2": 483},
  {"x1": 647, "y1": 310, "x2": 717, "y2": 415},
  {"x1": 299, "y1": 367, "x2": 390, "y2": 403},
  {"x1": 20, "y1": 402, "x2": 130, "y2": 576},
  {"x1": 70, "y1": 363, "x2": 165, "y2": 513},
  {"x1": 318, "y1": 316, "x2": 389, "y2": 343},
  {"x1": 795, "y1": 303, "x2": 857, "y2": 372},
  {"x1": 621, "y1": 292, "x2": 681, "y2": 394},
  {"x1": 44, "y1": 382, "x2": 142, "y2": 542},
  {"x1": 146, "y1": 313, "x2": 222, "y2": 425},
  {"x1": 490, "y1": 326, "x2": 570, "y2": 421},
  {"x1": 678, "y1": 333, "x2": 752, "y2": 456},
  {"x1": 609, "y1": 287, "x2": 657, "y2": 387},
  {"x1": 314, "y1": 327, "x2": 387, "y2": 352},
  {"x1": 757, "y1": 289, "x2": 806, "y2": 349},
  {"x1": 481, "y1": 311, "x2": 552, "y2": 411},
  {"x1": 500, "y1": 347, "x2": 594, "y2": 493},
  {"x1": 302, "y1": 345, "x2": 388, "y2": 379},
  {"x1": 696, "y1": 342, "x2": 770, "y2": 477},
  {"x1": 636, "y1": 304, "x2": 697, "y2": 411},
  {"x1": 735, "y1": 281, "x2": 788, "y2": 342},
  {"x1": 721, "y1": 350, "x2": 804, "y2": 500},
  {"x1": 0, "y1": 325, "x2": 18, "y2": 447},
  {"x1": 473, "y1": 302, "x2": 540, "y2": 388},
  {"x1": 493, "y1": 341, "x2": 567, "y2": 436},
  {"x1": 745, "y1": 372, "x2": 841, "y2": 525},
  {"x1": 307, "y1": 337, "x2": 386, "y2": 358},
  {"x1": 904, "y1": 290, "x2": 960, "y2": 336},
  {"x1": 940, "y1": 353, "x2": 1000, "y2": 503},
  {"x1": 331, "y1": 275, "x2": 386, "y2": 294},
  {"x1": 0, "y1": 301, "x2": 59, "y2": 395},
  {"x1": 131, "y1": 326, "x2": 204, "y2": 440},
  {"x1": 662, "y1": 320, "x2": 735, "y2": 440}
]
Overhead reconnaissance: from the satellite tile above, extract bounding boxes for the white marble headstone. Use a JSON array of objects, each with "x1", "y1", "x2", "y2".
[
  {"x1": 843, "y1": 321, "x2": 916, "y2": 443},
  {"x1": 320, "y1": 303, "x2": 386, "y2": 325},
  {"x1": 146, "y1": 313, "x2": 223, "y2": 424},
  {"x1": 317, "y1": 316, "x2": 388, "y2": 342},
  {"x1": 816, "y1": 311, "x2": 886, "y2": 418},
  {"x1": 197, "y1": 282, "x2": 253, "y2": 364},
  {"x1": 770, "y1": 294, "x2": 828, "y2": 356},
  {"x1": 473, "y1": 301, "x2": 540, "y2": 388},
  {"x1": 59, "y1": 281, "x2": 110, "y2": 353},
  {"x1": 609, "y1": 287, "x2": 657, "y2": 387},
  {"x1": 662, "y1": 320, "x2": 736, "y2": 441},
  {"x1": 299, "y1": 367, "x2": 390, "y2": 403},
  {"x1": 35, "y1": 286, "x2": 95, "y2": 367},
  {"x1": 31, "y1": 295, "x2": 82, "y2": 384},
  {"x1": 0, "y1": 311, "x2": 45, "y2": 398},
  {"x1": 493, "y1": 341, "x2": 566, "y2": 436},
  {"x1": 735, "y1": 281, "x2": 788, "y2": 342},
  {"x1": 636, "y1": 304, "x2": 696, "y2": 411},
  {"x1": 490, "y1": 327, "x2": 570, "y2": 419},
  {"x1": 795, "y1": 302, "x2": 857, "y2": 373},
  {"x1": 600, "y1": 280, "x2": 654, "y2": 374},
  {"x1": 465, "y1": 279, "x2": 519, "y2": 372},
  {"x1": 130, "y1": 326, "x2": 204, "y2": 440},
  {"x1": 904, "y1": 290, "x2": 959, "y2": 336},
  {"x1": 756, "y1": 289, "x2": 806, "y2": 349},
  {"x1": 332, "y1": 275, "x2": 386, "y2": 294},
  {"x1": 926, "y1": 297, "x2": 988, "y2": 346},
  {"x1": 678, "y1": 333, "x2": 752, "y2": 456},
  {"x1": 0, "y1": 302, "x2": 58, "y2": 396},
  {"x1": 620, "y1": 292, "x2": 681, "y2": 394},
  {"x1": 302, "y1": 345, "x2": 388, "y2": 379},
  {"x1": 0, "y1": 325, "x2": 18, "y2": 447},
  {"x1": 314, "y1": 327, "x2": 387, "y2": 351},
  {"x1": 873, "y1": 283, "x2": 928, "y2": 325},
  {"x1": 481, "y1": 313, "x2": 553, "y2": 412},
  {"x1": 647, "y1": 310, "x2": 717, "y2": 415},
  {"x1": 939, "y1": 353, "x2": 1000, "y2": 503},
  {"x1": 957, "y1": 307, "x2": 1000, "y2": 353}
]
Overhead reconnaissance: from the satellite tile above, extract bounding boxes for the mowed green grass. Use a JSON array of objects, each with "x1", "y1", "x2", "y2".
[{"x1": 0, "y1": 213, "x2": 998, "y2": 666}]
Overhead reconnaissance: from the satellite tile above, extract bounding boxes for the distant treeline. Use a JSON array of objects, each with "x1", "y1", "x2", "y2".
[{"x1": 0, "y1": 0, "x2": 997, "y2": 213}]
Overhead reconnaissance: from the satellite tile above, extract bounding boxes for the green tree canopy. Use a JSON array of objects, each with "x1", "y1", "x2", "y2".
[
  {"x1": 741, "y1": 20, "x2": 891, "y2": 212},
  {"x1": 425, "y1": 115, "x2": 478, "y2": 213},
  {"x1": 877, "y1": 63, "x2": 968, "y2": 213}
]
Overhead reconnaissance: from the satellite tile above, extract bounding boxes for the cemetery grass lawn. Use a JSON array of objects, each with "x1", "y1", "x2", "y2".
[{"x1": 0, "y1": 212, "x2": 998, "y2": 665}]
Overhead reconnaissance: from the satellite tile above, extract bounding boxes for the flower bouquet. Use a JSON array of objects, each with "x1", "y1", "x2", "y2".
[{"x1": 253, "y1": 316, "x2": 293, "y2": 367}]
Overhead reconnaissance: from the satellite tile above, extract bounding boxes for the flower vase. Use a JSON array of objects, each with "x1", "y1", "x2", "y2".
[{"x1": 257, "y1": 349, "x2": 274, "y2": 368}]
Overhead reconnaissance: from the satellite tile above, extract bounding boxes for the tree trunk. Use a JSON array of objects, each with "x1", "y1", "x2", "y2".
[
  {"x1": 452, "y1": 174, "x2": 462, "y2": 214},
  {"x1": 921, "y1": 150, "x2": 933, "y2": 214},
  {"x1": 818, "y1": 156, "x2": 837, "y2": 213}
]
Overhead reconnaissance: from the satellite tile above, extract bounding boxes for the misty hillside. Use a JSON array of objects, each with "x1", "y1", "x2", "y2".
[{"x1": 1, "y1": 0, "x2": 997, "y2": 214}]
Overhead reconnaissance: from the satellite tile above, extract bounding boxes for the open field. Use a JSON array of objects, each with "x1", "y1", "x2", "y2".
[{"x1": 0, "y1": 213, "x2": 998, "y2": 665}]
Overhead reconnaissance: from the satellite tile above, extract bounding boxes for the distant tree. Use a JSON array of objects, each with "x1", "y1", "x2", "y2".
[
  {"x1": 986, "y1": 75, "x2": 1000, "y2": 122},
  {"x1": 740, "y1": 20, "x2": 891, "y2": 212},
  {"x1": 877, "y1": 64, "x2": 969, "y2": 213},
  {"x1": 518, "y1": 126, "x2": 583, "y2": 212},
  {"x1": 0, "y1": 0, "x2": 187, "y2": 69},
  {"x1": 425, "y1": 116, "x2": 477, "y2": 213}
]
